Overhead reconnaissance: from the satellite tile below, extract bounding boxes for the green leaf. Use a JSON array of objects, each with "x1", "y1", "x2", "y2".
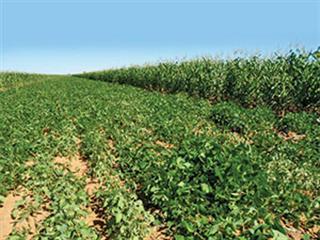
[
  {"x1": 182, "y1": 220, "x2": 195, "y2": 233},
  {"x1": 272, "y1": 230, "x2": 289, "y2": 240},
  {"x1": 201, "y1": 183, "x2": 210, "y2": 193},
  {"x1": 115, "y1": 212, "x2": 122, "y2": 223},
  {"x1": 0, "y1": 195, "x2": 5, "y2": 205},
  {"x1": 175, "y1": 235, "x2": 185, "y2": 240}
]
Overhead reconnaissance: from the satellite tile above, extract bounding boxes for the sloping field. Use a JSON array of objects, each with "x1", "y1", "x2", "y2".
[{"x1": 0, "y1": 73, "x2": 319, "y2": 239}]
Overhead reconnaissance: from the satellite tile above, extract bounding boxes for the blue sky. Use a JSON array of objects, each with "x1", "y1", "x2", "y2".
[{"x1": 1, "y1": 0, "x2": 319, "y2": 74}]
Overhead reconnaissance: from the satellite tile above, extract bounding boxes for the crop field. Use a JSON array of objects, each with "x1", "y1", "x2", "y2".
[{"x1": 0, "y1": 50, "x2": 319, "y2": 240}]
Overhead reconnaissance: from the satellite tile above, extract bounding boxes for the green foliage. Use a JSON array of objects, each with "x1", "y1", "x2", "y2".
[
  {"x1": 210, "y1": 102, "x2": 276, "y2": 133},
  {"x1": 1, "y1": 74, "x2": 319, "y2": 239},
  {"x1": 75, "y1": 48, "x2": 320, "y2": 112},
  {"x1": 96, "y1": 178, "x2": 154, "y2": 240},
  {"x1": 81, "y1": 129, "x2": 155, "y2": 239},
  {"x1": 277, "y1": 111, "x2": 320, "y2": 134},
  {"x1": 0, "y1": 72, "x2": 45, "y2": 89}
]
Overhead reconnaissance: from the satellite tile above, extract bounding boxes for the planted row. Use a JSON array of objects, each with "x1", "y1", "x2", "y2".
[
  {"x1": 75, "y1": 48, "x2": 320, "y2": 112},
  {"x1": 0, "y1": 72, "x2": 45, "y2": 89}
]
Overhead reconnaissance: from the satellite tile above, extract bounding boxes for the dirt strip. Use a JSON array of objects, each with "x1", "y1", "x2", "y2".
[
  {"x1": 0, "y1": 191, "x2": 23, "y2": 239},
  {"x1": 15, "y1": 199, "x2": 50, "y2": 240},
  {"x1": 145, "y1": 227, "x2": 172, "y2": 240},
  {"x1": 53, "y1": 153, "x2": 106, "y2": 238},
  {"x1": 0, "y1": 186, "x2": 50, "y2": 240}
]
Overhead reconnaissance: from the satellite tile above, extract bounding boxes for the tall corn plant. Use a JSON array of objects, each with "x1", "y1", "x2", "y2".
[{"x1": 75, "y1": 48, "x2": 320, "y2": 112}]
